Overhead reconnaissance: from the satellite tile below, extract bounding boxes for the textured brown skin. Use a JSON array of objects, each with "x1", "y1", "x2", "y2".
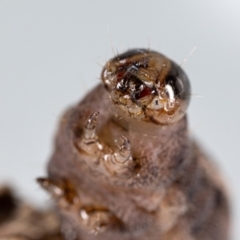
[
  {"x1": 48, "y1": 94, "x2": 228, "y2": 240},
  {"x1": 46, "y1": 81, "x2": 230, "y2": 239}
]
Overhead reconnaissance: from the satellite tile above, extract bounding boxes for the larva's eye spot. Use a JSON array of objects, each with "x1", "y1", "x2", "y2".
[{"x1": 101, "y1": 49, "x2": 191, "y2": 125}]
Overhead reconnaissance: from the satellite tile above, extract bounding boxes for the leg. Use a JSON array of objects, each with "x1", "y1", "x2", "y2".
[{"x1": 76, "y1": 112, "x2": 134, "y2": 178}]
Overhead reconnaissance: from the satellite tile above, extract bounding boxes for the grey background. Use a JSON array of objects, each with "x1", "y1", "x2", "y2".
[{"x1": 0, "y1": 0, "x2": 239, "y2": 239}]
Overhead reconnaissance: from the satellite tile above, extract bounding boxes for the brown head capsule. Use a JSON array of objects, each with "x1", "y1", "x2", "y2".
[{"x1": 101, "y1": 49, "x2": 190, "y2": 125}]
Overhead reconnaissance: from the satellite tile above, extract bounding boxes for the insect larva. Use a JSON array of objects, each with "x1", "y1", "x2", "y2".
[
  {"x1": 0, "y1": 49, "x2": 229, "y2": 240},
  {"x1": 39, "y1": 49, "x2": 230, "y2": 240}
]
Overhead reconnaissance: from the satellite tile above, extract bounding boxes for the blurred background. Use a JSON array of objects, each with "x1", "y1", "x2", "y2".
[{"x1": 0, "y1": 0, "x2": 239, "y2": 239}]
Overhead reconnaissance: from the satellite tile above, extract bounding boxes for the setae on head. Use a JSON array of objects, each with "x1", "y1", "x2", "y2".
[{"x1": 101, "y1": 49, "x2": 191, "y2": 125}]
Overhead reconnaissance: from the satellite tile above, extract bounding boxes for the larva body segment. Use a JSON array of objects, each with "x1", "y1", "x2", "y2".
[{"x1": 41, "y1": 49, "x2": 229, "y2": 240}]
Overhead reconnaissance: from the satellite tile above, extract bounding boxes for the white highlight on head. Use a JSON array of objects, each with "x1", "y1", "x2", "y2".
[{"x1": 165, "y1": 84, "x2": 175, "y2": 102}]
